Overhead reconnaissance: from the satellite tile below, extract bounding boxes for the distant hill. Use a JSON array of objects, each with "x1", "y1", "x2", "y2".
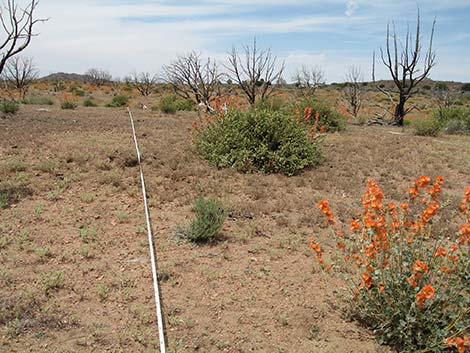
[{"x1": 40, "y1": 72, "x2": 88, "y2": 82}]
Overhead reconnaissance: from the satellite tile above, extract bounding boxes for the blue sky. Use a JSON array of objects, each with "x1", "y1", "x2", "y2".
[{"x1": 27, "y1": 0, "x2": 470, "y2": 82}]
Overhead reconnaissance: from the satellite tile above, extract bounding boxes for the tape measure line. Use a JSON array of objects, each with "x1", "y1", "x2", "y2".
[{"x1": 127, "y1": 107, "x2": 166, "y2": 353}]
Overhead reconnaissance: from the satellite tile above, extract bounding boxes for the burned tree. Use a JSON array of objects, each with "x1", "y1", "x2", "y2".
[
  {"x1": 341, "y1": 65, "x2": 363, "y2": 119},
  {"x1": 226, "y1": 38, "x2": 284, "y2": 106},
  {"x1": 163, "y1": 51, "x2": 220, "y2": 108},
  {"x1": 2, "y1": 56, "x2": 37, "y2": 98},
  {"x1": 127, "y1": 71, "x2": 158, "y2": 96},
  {"x1": 433, "y1": 83, "x2": 460, "y2": 109},
  {"x1": 293, "y1": 65, "x2": 325, "y2": 96},
  {"x1": 0, "y1": 0, "x2": 46, "y2": 76},
  {"x1": 84, "y1": 68, "x2": 112, "y2": 86},
  {"x1": 373, "y1": 11, "x2": 436, "y2": 126}
]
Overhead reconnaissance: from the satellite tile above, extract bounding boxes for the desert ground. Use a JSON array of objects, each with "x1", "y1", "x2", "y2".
[{"x1": 1, "y1": 84, "x2": 469, "y2": 352}]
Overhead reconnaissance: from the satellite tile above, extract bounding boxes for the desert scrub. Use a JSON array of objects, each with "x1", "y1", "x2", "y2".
[
  {"x1": 433, "y1": 107, "x2": 470, "y2": 135},
  {"x1": 254, "y1": 95, "x2": 287, "y2": 112},
  {"x1": 83, "y1": 98, "x2": 98, "y2": 107},
  {"x1": 293, "y1": 97, "x2": 346, "y2": 132},
  {"x1": 106, "y1": 95, "x2": 129, "y2": 107},
  {"x1": 0, "y1": 100, "x2": 19, "y2": 114},
  {"x1": 184, "y1": 197, "x2": 226, "y2": 243},
  {"x1": 193, "y1": 109, "x2": 323, "y2": 176},
  {"x1": 310, "y1": 177, "x2": 469, "y2": 352},
  {"x1": 158, "y1": 94, "x2": 194, "y2": 114},
  {"x1": 412, "y1": 117, "x2": 441, "y2": 136},
  {"x1": 61, "y1": 101, "x2": 77, "y2": 110}
]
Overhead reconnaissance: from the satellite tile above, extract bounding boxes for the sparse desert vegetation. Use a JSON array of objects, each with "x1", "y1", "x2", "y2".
[{"x1": 1, "y1": 1, "x2": 469, "y2": 353}]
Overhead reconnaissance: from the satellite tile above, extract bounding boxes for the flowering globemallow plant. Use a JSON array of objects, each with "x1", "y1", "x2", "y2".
[{"x1": 311, "y1": 176, "x2": 470, "y2": 352}]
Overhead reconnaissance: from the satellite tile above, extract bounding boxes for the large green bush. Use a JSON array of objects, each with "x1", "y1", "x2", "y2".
[
  {"x1": 292, "y1": 97, "x2": 346, "y2": 132},
  {"x1": 158, "y1": 94, "x2": 194, "y2": 114},
  {"x1": 193, "y1": 109, "x2": 323, "y2": 175},
  {"x1": 185, "y1": 198, "x2": 226, "y2": 243}
]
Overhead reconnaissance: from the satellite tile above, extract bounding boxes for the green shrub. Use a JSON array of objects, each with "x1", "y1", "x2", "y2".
[
  {"x1": 0, "y1": 100, "x2": 19, "y2": 114},
  {"x1": 461, "y1": 83, "x2": 470, "y2": 92},
  {"x1": 22, "y1": 95, "x2": 54, "y2": 105},
  {"x1": 293, "y1": 97, "x2": 346, "y2": 132},
  {"x1": 83, "y1": 99, "x2": 98, "y2": 107},
  {"x1": 185, "y1": 198, "x2": 226, "y2": 243},
  {"x1": 61, "y1": 101, "x2": 77, "y2": 110},
  {"x1": 158, "y1": 94, "x2": 194, "y2": 113},
  {"x1": 70, "y1": 86, "x2": 85, "y2": 97},
  {"x1": 412, "y1": 118, "x2": 441, "y2": 137},
  {"x1": 106, "y1": 95, "x2": 129, "y2": 107},
  {"x1": 432, "y1": 107, "x2": 470, "y2": 134},
  {"x1": 254, "y1": 96, "x2": 287, "y2": 112},
  {"x1": 193, "y1": 109, "x2": 323, "y2": 176}
]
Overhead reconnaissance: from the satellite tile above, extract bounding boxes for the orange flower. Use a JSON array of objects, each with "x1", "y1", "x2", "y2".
[
  {"x1": 337, "y1": 241, "x2": 345, "y2": 249},
  {"x1": 416, "y1": 284, "x2": 435, "y2": 308},
  {"x1": 413, "y1": 260, "x2": 429, "y2": 273},
  {"x1": 446, "y1": 337, "x2": 466, "y2": 353},
  {"x1": 434, "y1": 247, "x2": 447, "y2": 257},
  {"x1": 407, "y1": 275, "x2": 418, "y2": 287},
  {"x1": 439, "y1": 266, "x2": 452, "y2": 273},
  {"x1": 309, "y1": 241, "x2": 322, "y2": 256},
  {"x1": 350, "y1": 219, "x2": 361, "y2": 231},
  {"x1": 416, "y1": 175, "x2": 431, "y2": 188},
  {"x1": 361, "y1": 273, "x2": 372, "y2": 289},
  {"x1": 317, "y1": 200, "x2": 336, "y2": 225},
  {"x1": 436, "y1": 176, "x2": 445, "y2": 184}
]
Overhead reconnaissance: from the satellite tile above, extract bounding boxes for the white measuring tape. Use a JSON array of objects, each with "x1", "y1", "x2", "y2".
[{"x1": 127, "y1": 107, "x2": 166, "y2": 353}]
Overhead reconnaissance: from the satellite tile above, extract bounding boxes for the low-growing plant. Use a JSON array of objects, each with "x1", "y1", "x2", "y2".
[
  {"x1": 193, "y1": 108, "x2": 323, "y2": 175},
  {"x1": 254, "y1": 95, "x2": 287, "y2": 112},
  {"x1": 184, "y1": 197, "x2": 227, "y2": 243},
  {"x1": 412, "y1": 117, "x2": 441, "y2": 137},
  {"x1": 310, "y1": 176, "x2": 469, "y2": 352},
  {"x1": 293, "y1": 97, "x2": 346, "y2": 132},
  {"x1": 83, "y1": 98, "x2": 98, "y2": 107},
  {"x1": 22, "y1": 95, "x2": 54, "y2": 105},
  {"x1": 433, "y1": 107, "x2": 470, "y2": 135},
  {"x1": 61, "y1": 101, "x2": 77, "y2": 110},
  {"x1": 0, "y1": 100, "x2": 19, "y2": 114},
  {"x1": 158, "y1": 94, "x2": 194, "y2": 114},
  {"x1": 105, "y1": 95, "x2": 129, "y2": 107}
]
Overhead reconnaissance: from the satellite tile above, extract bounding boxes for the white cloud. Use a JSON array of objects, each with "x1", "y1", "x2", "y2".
[
  {"x1": 345, "y1": 0, "x2": 358, "y2": 17},
  {"x1": 18, "y1": 0, "x2": 470, "y2": 82}
]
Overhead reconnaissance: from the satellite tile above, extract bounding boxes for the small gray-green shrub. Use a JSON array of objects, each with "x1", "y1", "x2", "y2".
[
  {"x1": 158, "y1": 94, "x2": 194, "y2": 114},
  {"x1": 412, "y1": 118, "x2": 441, "y2": 137},
  {"x1": 254, "y1": 96, "x2": 287, "y2": 112},
  {"x1": 193, "y1": 108, "x2": 323, "y2": 175},
  {"x1": 61, "y1": 101, "x2": 77, "y2": 110},
  {"x1": 22, "y1": 95, "x2": 54, "y2": 105},
  {"x1": 433, "y1": 107, "x2": 470, "y2": 134},
  {"x1": 83, "y1": 99, "x2": 98, "y2": 107},
  {"x1": 106, "y1": 95, "x2": 129, "y2": 107},
  {"x1": 0, "y1": 100, "x2": 19, "y2": 114},
  {"x1": 293, "y1": 97, "x2": 346, "y2": 132},
  {"x1": 185, "y1": 198, "x2": 226, "y2": 243}
]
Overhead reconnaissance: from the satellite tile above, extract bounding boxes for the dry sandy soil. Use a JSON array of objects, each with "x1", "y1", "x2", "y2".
[{"x1": 1, "y1": 100, "x2": 469, "y2": 352}]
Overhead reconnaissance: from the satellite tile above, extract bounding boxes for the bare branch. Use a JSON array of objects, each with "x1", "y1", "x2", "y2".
[
  {"x1": 373, "y1": 9, "x2": 436, "y2": 125},
  {"x1": 162, "y1": 51, "x2": 221, "y2": 108},
  {"x1": 2, "y1": 55, "x2": 37, "y2": 98},
  {"x1": 0, "y1": 1, "x2": 47, "y2": 75},
  {"x1": 226, "y1": 38, "x2": 284, "y2": 106}
]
